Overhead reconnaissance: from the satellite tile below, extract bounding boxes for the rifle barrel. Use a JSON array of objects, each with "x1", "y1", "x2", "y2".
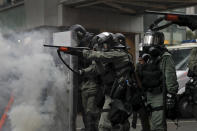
[
  {"x1": 43, "y1": 44, "x2": 90, "y2": 50},
  {"x1": 43, "y1": 45, "x2": 60, "y2": 48}
]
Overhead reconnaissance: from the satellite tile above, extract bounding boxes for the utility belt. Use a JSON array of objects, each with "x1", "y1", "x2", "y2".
[
  {"x1": 146, "y1": 104, "x2": 164, "y2": 113},
  {"x1": 145, "y1": 95, "x2": 178, "y2": 120},
  {"x1": 146, "y1": 86, "x2": 163, "y2": 94}
]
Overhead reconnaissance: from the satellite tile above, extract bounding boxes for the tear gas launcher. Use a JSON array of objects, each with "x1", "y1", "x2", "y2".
[
  {"x1": 43, "y1": 44, "x2": 91, "y2": 74},
  {"x1": 43, "y1": 44, "x2": 130, "y2": 74},
  {"x1": 145, "y1": 10, "x2": 197, "y2": 31},
  {"x1": 43, "y1": 44, "x2": 90, "y2": 51},
  {"x1": 43, "y1": 44, "x2": 129, "y2": 52}
]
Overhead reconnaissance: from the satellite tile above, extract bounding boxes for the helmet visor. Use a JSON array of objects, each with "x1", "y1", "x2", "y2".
[
  {"x1": 143, "y1": 34, "x2": 154, "y2": 46},
  {"x1": 143, "y1": 31, "x2": 164, "y2": 46}
]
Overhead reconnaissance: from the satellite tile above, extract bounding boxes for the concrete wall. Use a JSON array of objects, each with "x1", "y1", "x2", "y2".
[
  {"x1": 25, "y1": 0, "x2": 60, "y2": 29},
  {"x1": 24, "y1": 0, "x2": 144, "y2": 33},
  {"x1": 62, "y1": 6, "x2": 144, "y2": 33},
  {"x1": 20, "y1": 0, "x2": 145, "y2": 34},
  {"x1": 0, "y1": 5, "x2": 26, "y2": 33},
  {"x1": 43, "y1": 0, "x2": 59, "y2": 26},
  {"x1": 25, "y1": 0, "x2": 45, "y2": 29}
]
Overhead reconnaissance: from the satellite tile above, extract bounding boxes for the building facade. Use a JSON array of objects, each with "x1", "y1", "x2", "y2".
[{"x1": 0, "y1": 0, "x2": 196, "y2": 61}]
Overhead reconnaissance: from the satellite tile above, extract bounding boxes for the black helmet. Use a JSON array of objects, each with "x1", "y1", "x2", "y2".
[
  {"x1": 80, "y1": 32, "x2": 95, "y2": 48},
  {"x1": 96, "y1": 32, "x2": 114, "y2": 45},
  {"x1": 143, "y1": 30, "x2": 164, "y2": 46},
  {"x1": 92, "y1": 32, "x2": 114, "y2": 51},
  {"x1": 69, "y1": 24, "x2": 87, "y2": 41},
  {"x1": 143, "y1": 30, "x2": 165, "y2": 57},
  {"x1": 114, "y1": 33, "x2": 126, "y2": 46}
]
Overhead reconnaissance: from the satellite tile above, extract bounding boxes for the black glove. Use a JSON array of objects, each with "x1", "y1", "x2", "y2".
[
  {"x1": 78, "y1": 70, "x2": 84, "y2": 76},
  {"x1": 166, "y1": 93, "x2": 178, "y2": 120},
  {"x1": 166, "y1": 93, "x2": 176, "y2": 110},
  {"x1": 69, "y1": 49, "x2": 83, "y2": 56}
]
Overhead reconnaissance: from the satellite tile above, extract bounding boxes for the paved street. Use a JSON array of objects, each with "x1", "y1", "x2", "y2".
[
  {"x1": 167, "y1": 119, "x2": 197, "y2": 131},
  {"x1": 76, "y1": 115, "x2": 197, "y2": 131},
  {"x1": 133, "y1": 119, "x2": 197, "y2": 131}
]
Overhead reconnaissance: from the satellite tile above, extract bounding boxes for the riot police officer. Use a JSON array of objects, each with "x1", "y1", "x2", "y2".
[
  {"x1": 138, "y1": 30, "x2": 178, "y2": 131},
  {"x1": 135, "y1": 52, "x2": 151, "y2": 131},
  {"x1": 86, "y1": 32, "x2": 134, "y2": 131},
  {"x1": 70, "y1": 24, "x2": 100, "y2": 131},
  {"x1": 60, "y1": 32, "x2": 136, "y2": 131},
  {"x1": 186, "y1": 47, "x2": 197, "y2": 119}
]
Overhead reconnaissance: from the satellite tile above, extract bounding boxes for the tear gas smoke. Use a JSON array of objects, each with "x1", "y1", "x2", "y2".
[{"x1": 0, "y1": 30, "x2": 68, "y2": 131}]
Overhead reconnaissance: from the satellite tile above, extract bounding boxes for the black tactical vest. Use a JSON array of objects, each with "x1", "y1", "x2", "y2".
[
  {"x1": 101, "y1": 51, "x2": 134, "y2": 95},
  {"x1": 141, "y1": 57, "x2": 163, "y2": 90}
]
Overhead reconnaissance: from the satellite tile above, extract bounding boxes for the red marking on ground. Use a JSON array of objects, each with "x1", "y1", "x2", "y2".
[{"x1": 0, "y1": 93, "x2": 14, "y2": 131}]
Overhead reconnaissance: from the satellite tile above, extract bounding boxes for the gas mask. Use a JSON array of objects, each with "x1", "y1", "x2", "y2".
[
  {"x1": 149, "y1": 46, "x2": 162, "y2": 57},
  {"x1": 142, "y1": 45, "x2": 162, "y2": 58}
]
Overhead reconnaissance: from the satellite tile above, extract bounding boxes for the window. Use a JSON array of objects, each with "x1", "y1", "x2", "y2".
[{"x1": 170, "y1": 48, "x2": 191, "y2": 70}]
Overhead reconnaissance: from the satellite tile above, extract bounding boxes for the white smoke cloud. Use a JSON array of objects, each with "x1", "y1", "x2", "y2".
[
  {"x1": 0, "y1": 30, "x2": 69, "y2": 131},
  {"x1": 9, "y1": 105, "x2": 44, "y2": 131}
]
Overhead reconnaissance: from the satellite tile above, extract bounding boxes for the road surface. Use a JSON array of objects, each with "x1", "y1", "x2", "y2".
[
  {"x1": 133, "y1": 119, "x2": 197, "y2": 131},
  {"x1": 76, "y1": 115, "x2": 197, "y2": 131}
]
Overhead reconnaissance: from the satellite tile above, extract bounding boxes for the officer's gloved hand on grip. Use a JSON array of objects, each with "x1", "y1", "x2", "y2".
[
  {"x1": 166, "y1": 93, "x2": 178, "y2": 120},
  {"x1": 78, "y1": 70, "x2": 84, "y2": 76},
  {"x1": 68, "y1": 49, "x2": 83, "y2": 56},
  {"x1": 166, "y1": 93, "x2": 176, "y2": 110}
]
